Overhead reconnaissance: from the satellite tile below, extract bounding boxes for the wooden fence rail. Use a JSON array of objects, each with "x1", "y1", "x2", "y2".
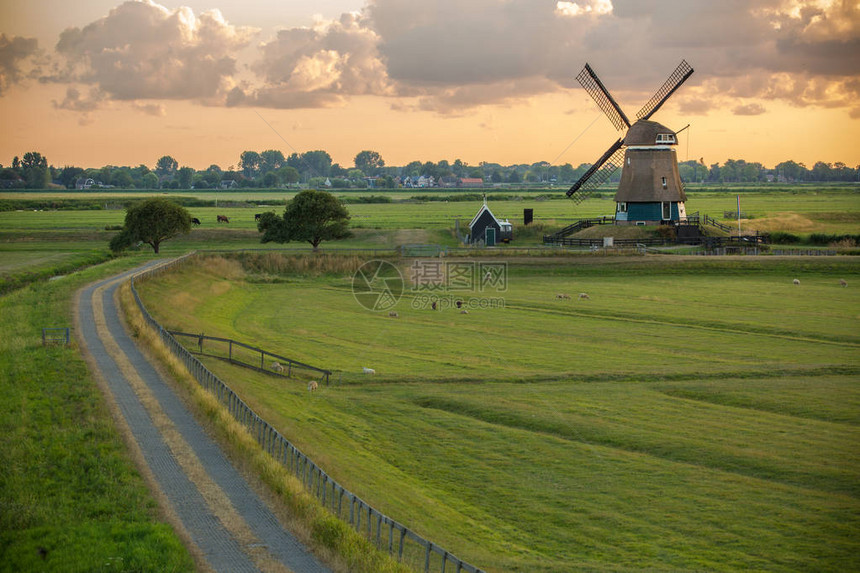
[{"x1": 129, "y1": 253, "x2": 484, "y2": 573}]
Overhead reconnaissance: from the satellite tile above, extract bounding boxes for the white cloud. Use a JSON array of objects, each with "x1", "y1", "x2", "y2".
[{"x1": 52, "y1": 0, "x2": 256, "y2": 108}]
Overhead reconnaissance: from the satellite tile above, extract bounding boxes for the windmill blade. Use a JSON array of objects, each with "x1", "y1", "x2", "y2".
[
  {"x1": 566, "y1": 139, "x2": 625, "y2": 204},
  {"x1": 636, "y1": 59, "x2": 694, "y2": 121},
  {"x1": 576, "y1": 64, "x2": 631, "y2": 131}
]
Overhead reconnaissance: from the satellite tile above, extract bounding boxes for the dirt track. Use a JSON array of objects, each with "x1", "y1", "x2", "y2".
[{"x1": 76, "y1": 261, "x2": 331, "y2": 573}]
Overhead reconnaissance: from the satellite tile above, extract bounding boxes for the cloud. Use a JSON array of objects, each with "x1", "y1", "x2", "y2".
[
  {"x1": 33, "y1": 0, "x2": 860, "y2": 120},
  {"x1": 237, "y1": 11, "x2": 391, "y2": 109},
  {"x1": 0, "y1": 33, "x2": 39, "y2": 95},
  {"x1": 52, "y1": 0, "x2": 255, "y2": 109},
  {"x1": 732, "y1": 102, "x2": 767, "y2": 116}
]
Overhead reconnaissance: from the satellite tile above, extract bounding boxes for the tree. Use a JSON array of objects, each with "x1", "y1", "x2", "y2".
[
  {"x1": 141, "y1": 172, "x2": 159, "y2": 189},
  {"x1": 354, "y1": 150, "x2": 385, "y2": 176},
  {"x1": 260, "y1": 150, "x2": 285, "y2": 174},
  {"x1": 240, "y1": 151, "x2": 261, "y2": 178},
  {"x1": 155, "y1": 155, "x2": 178, "y2": 179},
  {"x1": 278, "y1": 166, "x2": 300, "y2": 187},
  {"x1": 21, "y1": 152, "x2": 50, "y2": 188},
  {"x1": 257, "y1": 189, "x2": 350, "y2": 249},
  {"x1": 301, "y1": 150, "x2": 333, "y2": 178},
  {"x1": 110, "y1": 198, "x2": 191, "y2": 254},
  {"x1": 177, "y1": 166, "x2": 195, "y2": 189}
]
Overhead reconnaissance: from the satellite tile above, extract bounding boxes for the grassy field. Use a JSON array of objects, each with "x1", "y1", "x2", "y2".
[
  {"x1": 0, "y1": 255, "x2": 195, "y2": 572},
  {"x1": 136, "y1": 253, "x2": 860, "y2": 572}
]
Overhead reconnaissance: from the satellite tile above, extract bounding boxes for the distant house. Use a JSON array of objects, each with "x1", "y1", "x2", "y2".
[
  {"x1": 468, "y1": 196, "x2": 512, "y2": 246},
  {"x1": 458, "y1": 177, "x2": 484, "y2": 188},
  {"x1": 75, "y1": 178, "x2": 95, "y2": 190}
]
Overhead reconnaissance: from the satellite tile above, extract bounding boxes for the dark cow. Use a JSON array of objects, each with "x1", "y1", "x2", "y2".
[
  {"x1": 254, "y1": 213, "x2": 262, "y2": 221},
  {"x1": 191, "y1": 217, "x2": 201, "y2": 226},
  {"x1": 217, "y1": 215, "x2": 229, "y2": 223}
]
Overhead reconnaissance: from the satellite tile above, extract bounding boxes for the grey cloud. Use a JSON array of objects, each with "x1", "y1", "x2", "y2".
[
  {"x1": 732, "y1": 103, "x2": 766, "y2": 116},
  {"x1": 0, "y1": 33, "x2": 39, "y2": 95}
]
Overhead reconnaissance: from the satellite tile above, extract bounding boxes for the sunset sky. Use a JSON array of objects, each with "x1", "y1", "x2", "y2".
[{"x1": 1, "y1": 0, "x2": 858, "y2": 171}]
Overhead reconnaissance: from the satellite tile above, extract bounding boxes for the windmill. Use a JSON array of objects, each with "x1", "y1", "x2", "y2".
[{"x1": 567, "y1": 60, "x2": 694, "y2": 225}]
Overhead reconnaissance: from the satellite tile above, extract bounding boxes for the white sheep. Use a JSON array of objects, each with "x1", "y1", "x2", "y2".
[
  {"x1": 556, "y1": 293, "x2": 571, "y2": 300},
  {"x1": 389, "y1": 311, "x2": 399, "y2": 318},
  {"x1": 793, "y1": 279, "x2": 800, "y2": 285},
  {"x1": 839, "y1": 279, "x2": 847, "y2": 288},
  {"x1": 308, "y1": 380, "x2": 318, "y2": 392},
  {"x1": 271, "y1": 361, "x2": 285, "y2": 373},
  {"x1": 579, "y1": 292, "x2": 590, "y2": 300},
  {"x1": 362, "y1": 367, "x2": 376, "y2": 375},
  {"x1": 460, "y1": 309, "x2": 469, "y2": 314}
]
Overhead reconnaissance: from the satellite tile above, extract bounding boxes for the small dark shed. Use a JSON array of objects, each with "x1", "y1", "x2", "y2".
[{"x1": 468, "y1": 198, "x2": 512, "y2": 245}]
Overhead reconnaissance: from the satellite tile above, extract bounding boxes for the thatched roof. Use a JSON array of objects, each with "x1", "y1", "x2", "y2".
[
  {"x1": 624, "y1": 120, "x2": 676, "y2": 146},
  {"x1": 614, "y1": 148, "x2": 687, "y2": 202}
]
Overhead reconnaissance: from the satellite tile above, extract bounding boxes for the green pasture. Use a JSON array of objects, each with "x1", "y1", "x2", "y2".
[
  {"x1": 136, "y1": 254, "x2": 860, "y2": 572},
  {"x1": 0, "y1": 255, "x2": 194, "y2": 572}
]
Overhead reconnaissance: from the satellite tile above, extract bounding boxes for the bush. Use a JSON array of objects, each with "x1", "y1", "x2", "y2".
[
  {"x1": 808, "y1": 233, "x2": 860, "y2": 246},
  {"x1": 768, "y1": 231, "x2": 801, "y2": 244}
]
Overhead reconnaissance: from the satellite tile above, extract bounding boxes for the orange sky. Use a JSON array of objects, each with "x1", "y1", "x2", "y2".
[{"x1": 1, "y1": 0, "x2": 858, "y2": 170}]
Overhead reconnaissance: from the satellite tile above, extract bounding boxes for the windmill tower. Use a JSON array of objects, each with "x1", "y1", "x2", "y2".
[{"x1": 567, "y1": 60, "x2": 694, "y2": 225}]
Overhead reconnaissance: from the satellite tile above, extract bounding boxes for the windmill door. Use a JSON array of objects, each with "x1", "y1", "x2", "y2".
[
  {"x1": 662, "y1": 202, "x2": 672, "y2": 220},
  {"x1": 485, "y1": 227, "x2": 496, "y2": 246}
]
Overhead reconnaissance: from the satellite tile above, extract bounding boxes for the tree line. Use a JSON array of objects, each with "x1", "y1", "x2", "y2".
[{"x1": 1, "y1": 149, "x2": 857, "y2": 190}]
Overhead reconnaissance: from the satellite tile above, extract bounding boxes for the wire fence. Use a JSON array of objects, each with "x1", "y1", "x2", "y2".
[
  {"x1": 129, "y1": 253, "x2": 485, "y2": 573},
  {"x1": 167, "y1": 331, "x2": 331, "y2": 385}
]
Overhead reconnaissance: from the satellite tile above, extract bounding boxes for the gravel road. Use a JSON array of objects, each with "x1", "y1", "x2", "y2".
[{"x1": 76, "y1": 262, "x2": 332, "y2": 573}]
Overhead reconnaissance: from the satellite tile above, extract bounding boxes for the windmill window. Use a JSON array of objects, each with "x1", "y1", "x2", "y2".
[
  {"x1": 661, "y1": 176, "x2": 667, "y2": 188},
  {"x1": 656, "y1": 133, "x2": 675, "y2": 144},
  {"x1": 627, "y1": 157, "x2": 631, "y2": 165},
  {"x1": 618, "y1": 202, "x2": 627, "y2": 213}
]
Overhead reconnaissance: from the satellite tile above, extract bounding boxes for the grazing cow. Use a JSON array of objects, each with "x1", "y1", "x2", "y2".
[
  {"x1": 579, "y1": 293, "x2": 590, "y2": 300},
  {"x1": 191, "y1": 217, "x2": 201, "y2": 226},
  {"x1": 308, "y1": 380, "x2": 318, "y2": 392},
  {"x1": 431, "y1": 301, "x2": 437, "y2": 311},
  {"x1": 793, "y1": 279, "x2": 800, "y2": 285},
  {"x1": 271, "y1": 361, "x2": 285, "y2": 373},
  {"x1": 839, "y1": 279, "x2": 848, "y2": 288},
  {"x1": 456, "y1": 300, "x2": 463, "y2": 309},
  {"x1": 254, "y1": 213, "x2": 262, "y2": 221},
  {"x1": 389, "y1": 311, "x2": 399, "y2": 318},
  {"x1": 362, "y1": 367, "x2": 376, "y2": 375},
  {"x1": 556, "y1": 293, "x2": 571, "y2": 300},
  {"x1": 217, "y1": 215, "x2": 229, "y2": 223}
]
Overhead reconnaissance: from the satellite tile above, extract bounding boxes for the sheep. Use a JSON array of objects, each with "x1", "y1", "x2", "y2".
[
  {"x1": 362, "y1": 367, "x2": 376, "y2": 374},
  {"x1": 556, "y1": 293, "x2": 571, "y2": 300},
  {"x1": 793, "y1": 279, "x2": 800, "y2": 285},
  {"x1": 579, "y1": 292, "x2": 590, "y2": 300},
  {"x1": 308, "y1": 380, "x2": 318, "y2": 392},
  {"x1": 271, "y1": 361, "x2": 285, "y2": 373},
  {"x1": 840, "y1": 279, "x2": 848, "y2": 288},
  {"x1": 389, "y1": 311, "x2": 399, "y2": 318},
  {"x1": 460, "y1": 309, "x2": 469, "y2": 314}
]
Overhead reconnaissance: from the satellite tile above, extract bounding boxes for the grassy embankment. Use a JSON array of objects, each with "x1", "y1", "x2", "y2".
[
  {"x1": 0, "y1": 256, "x2": 195, "y2": 572},
  {"x1": 136, "y1": 253, "x2": 860, "y2": 572}
]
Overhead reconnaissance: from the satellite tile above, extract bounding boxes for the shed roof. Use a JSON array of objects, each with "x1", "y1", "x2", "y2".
[{"x1": 469, "y1": 203, "x2": 500, "y2": 229}]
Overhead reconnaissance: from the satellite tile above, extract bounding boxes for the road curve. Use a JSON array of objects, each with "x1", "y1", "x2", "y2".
[{"x1": 76, "y1": 262, "x2": 332, "y2": 573}]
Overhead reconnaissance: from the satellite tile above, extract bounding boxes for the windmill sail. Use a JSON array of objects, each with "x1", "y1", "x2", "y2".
[
  {"x1": 566, "y1": 139, "x2": 625, "y2": 204},
  {"x1": 636, "y1": 60, "x2": 694, "y2": 121},
  {"x1": 576, "y1": 64, "x2": 631, "y2": 131}
]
